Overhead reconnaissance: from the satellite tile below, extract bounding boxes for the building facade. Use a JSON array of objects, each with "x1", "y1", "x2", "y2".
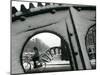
[{"x1": 11, "y1": 1, "x2": 96, "y2": 74}]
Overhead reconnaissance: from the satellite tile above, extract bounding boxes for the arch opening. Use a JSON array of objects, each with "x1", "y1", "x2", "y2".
[
  {"x1": 21, "y1": 32, "x2": 73, "y2": 73},
  {"x1": 85, "y1": 25, "x2": 96, "y2": 69}
]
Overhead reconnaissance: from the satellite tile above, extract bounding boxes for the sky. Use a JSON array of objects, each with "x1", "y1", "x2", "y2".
[
  {"x1": 30, "y1": 32, "x2": 61, "y2": 48},
  {"x1": 12, "y1": 1, "x2": 45, "y2": 11}
]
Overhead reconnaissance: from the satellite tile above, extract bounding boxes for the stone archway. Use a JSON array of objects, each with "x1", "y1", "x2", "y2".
[
  {"x1": 85, "y1": 25, "x2": 96, "y2": 69},
  {"x1": 21, "y1": 31, "x2": 73, "y2": 73}
]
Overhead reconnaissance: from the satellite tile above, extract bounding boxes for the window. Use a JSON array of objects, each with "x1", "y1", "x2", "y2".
[
  {"x1": 21, "y1": 32, "x2": 73, "y2": 73},
  {"x1": 85, "y1": 25, "x2": 96, "y2": 69}
]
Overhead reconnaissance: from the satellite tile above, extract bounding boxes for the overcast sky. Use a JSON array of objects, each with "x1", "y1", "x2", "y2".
[
  {"x1": 12, "y1": 1, "x2": 45, "y2": 11},
  {"x1": 30, "y1": 33, "x2": 61, "y2": 47}
]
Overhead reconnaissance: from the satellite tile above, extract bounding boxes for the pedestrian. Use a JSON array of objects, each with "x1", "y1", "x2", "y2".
[{"x1": 32, "y1": 47, "x2": 42, "y2": 68}]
